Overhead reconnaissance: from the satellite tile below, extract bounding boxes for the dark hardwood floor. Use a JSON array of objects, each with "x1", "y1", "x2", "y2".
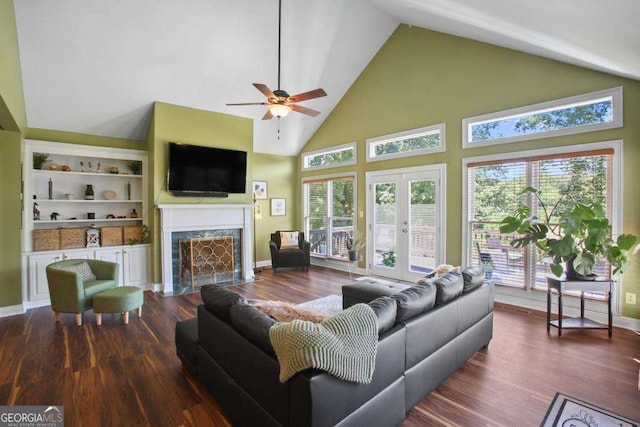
[{"x1": 0, "y1": 266, "x2": 638, "y2": 426}]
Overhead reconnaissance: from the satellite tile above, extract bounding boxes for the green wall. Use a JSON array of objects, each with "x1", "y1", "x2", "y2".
[
  {"x1": 0, "y1": 0, "x2": 26, "y2": 131},
  {"x1": 252, "y1": 153, "x2": 298, "y2": 265},
  {"x1": 300, "y1": 25, "x2": 640, "y2": 319},
  {"x1": 0, "y1": 0, "x2": 25, "y2": 308},
  {"x1": 0, "y1": 130, "x2": 23, "y2": 307}
]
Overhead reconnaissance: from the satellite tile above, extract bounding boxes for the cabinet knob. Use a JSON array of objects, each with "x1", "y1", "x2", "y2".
[
  {"x1": 55, "y1": 256, "x2": 61, "y2": 260},
  {"x1": 123, "y1": 251, "x2": 127, "y2": 254}
]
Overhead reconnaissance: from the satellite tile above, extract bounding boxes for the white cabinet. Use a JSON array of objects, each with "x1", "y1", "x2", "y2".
[
  {"x1": 122, "y1": 246, "x2": 150, "y2": 287},
  {"x1": 26, "y1": 249, "x2": 94, "y2": 303},
  {"x1": 25, "y1": 245, "x2": 151, "y2": 308},
  {"x1": 95, "y1": 245, "x2": 150, "y2": 287}
]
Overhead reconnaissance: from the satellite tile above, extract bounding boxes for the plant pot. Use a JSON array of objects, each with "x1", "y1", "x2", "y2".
[
  {"x1": 565, "y1": 256, "x2": 597, "y2": 281},
  {"x1": 348, "y1": 250, "x2": 359, "y2": 262}
]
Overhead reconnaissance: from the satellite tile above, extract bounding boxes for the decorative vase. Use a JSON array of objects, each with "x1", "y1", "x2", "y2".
[
  {"x1": 565, "y1": 255, "x2": 597, "y2": 281},
  {"x1": 84, "y1": 184, "x2": 95, "y2": 200}
]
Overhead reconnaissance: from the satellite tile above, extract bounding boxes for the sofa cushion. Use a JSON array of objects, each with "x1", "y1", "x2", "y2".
[
  {"x1": 230, "y1": 302, "x2": 276, "y2": 356},
  {"x1": 433, "y1": 272, "x2": 463, "y2": 305},
  {"x1": 201, "y1": 286, "x2": 246, "y2": 322},
  {"x1": 368, "y1": 296, "x2": 397, "y2": 335},
  {"x1": 390, "y1": 283, "x2": 437, "y2": 323},
  {"x1": 253, "y1": 300, "x2": 327, "y2": 323},
  {"x1": 462, "y1": 266, "x2": 485, "y2": 293},
  {"x1": 58, "y1": 261, "x2": 96, "y2": 282}
]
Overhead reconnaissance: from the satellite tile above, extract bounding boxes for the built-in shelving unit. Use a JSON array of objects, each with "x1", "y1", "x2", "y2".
[{"x1": 21, "y1": 140, "x2": 151, "y2": 309}]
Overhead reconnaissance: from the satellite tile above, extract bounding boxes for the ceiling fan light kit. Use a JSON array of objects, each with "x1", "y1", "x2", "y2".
[
  {"x1": 268, "y1": 103, "x2": 292, "y2": 117},
  {"x1": 226, "y1": 0, "x2": 326, "y2": 120}
]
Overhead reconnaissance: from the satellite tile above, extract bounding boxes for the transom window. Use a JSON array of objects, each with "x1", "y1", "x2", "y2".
[
  {"x1": 303, "y1": 174, "x2": 356, "y2": 260},
  {"x1": 366, "y1": 123, "x2": 445, "y2": 162},
  {"x1": 462, "y1": 87, "x2": 622, "y2": 148},
  {"x1": 464, "y1": 141, "x2": 621, "y2": 297},
  {"x1": 302, "y1": 142, "x2": 356, "y2": 171}
]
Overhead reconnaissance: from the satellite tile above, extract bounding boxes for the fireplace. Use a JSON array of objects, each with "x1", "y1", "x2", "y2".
[{"x1": 157, "y1": 204, "x2": 254, "y2": 294}]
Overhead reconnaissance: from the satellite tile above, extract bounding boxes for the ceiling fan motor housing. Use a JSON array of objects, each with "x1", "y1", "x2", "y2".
[{"x1": 273, "y1": 89, "x2": 290, "y2": 100}]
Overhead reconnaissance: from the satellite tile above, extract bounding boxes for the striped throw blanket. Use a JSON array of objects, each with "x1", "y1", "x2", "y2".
[{"x1": 269, "y1": 303, "x2": 378, "y2": 384}]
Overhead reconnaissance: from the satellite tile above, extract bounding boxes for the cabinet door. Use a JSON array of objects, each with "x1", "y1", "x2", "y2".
[
  {"x1": 28, "y1": 252, "x2": 63, "y2": 301},
  {"x1": 95, "y1": 248, "x2": 124, "y2": 285},
  {"x1": 122, "y1": 246, "x2": 149, "y2": 287},
  {"x1": 62, "y1": 250, "x2": 94, "y2": 262}
]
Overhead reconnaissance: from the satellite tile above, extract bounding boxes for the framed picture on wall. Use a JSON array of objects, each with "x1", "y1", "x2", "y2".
[
  {"x1": 253, "y1": 181, "x2": 267, "y2": 199},
  {"x1": 270, "y1": 198, "x2": 286, "y2": 216}
]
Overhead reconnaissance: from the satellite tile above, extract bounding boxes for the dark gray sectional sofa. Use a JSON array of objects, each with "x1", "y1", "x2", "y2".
[{"x1": 175, "y1": 267, "x2": 494, "y2": 427}]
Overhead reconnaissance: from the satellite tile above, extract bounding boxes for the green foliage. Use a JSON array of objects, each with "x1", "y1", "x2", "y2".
[
  {"x1": 346, "y1": 230, "x2": 366, "y2": 252},
  {"x1": 374, "y1": 134, "x2": 439, "y2": 156},
  {"x1": 382, "y1": 250, "x2": 396, "y2": 268},
  {"x1": 499, "y1": 187, "x2": 638, "y2": 277},
  {"x1": 33, "y1": 153, "x2": 49, "y2": 169},
  {"x1": 128, "y1": 225, "x2": 150, "y2": 245},
  {"x1": 471, "y1": 101, "x2": 611, "y2": 142},
  {"x1": 128, "y1": 161, "x2": 142, "y2": 175}
]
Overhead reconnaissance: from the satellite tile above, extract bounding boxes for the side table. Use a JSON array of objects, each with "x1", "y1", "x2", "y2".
[{"x1": 546, "y1": 276, "x2": 613, "y2": 337}]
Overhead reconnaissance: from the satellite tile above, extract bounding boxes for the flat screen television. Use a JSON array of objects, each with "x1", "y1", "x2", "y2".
[{"x1": 167, "y1": 142, "x2": 247, "y2": 197}]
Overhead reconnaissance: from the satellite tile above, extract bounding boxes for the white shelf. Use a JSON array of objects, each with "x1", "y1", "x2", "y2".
[
  {"x1": 36, "y1": 199, "x2": 143, "y2": 203},
  {"x1": 35, "y1": 218, "x2": 142, "y2": 224},
  {"x1": 33, "y1": 170, "x2": 142, "y2": 178}
]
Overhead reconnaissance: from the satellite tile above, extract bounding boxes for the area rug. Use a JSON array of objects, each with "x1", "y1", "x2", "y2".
[
  {"x1": 541, "y1": 393, "x2": 638, "y2": 426},
  {"x1": 298, "y1": 294, "x2": 343, "y2": 316}
]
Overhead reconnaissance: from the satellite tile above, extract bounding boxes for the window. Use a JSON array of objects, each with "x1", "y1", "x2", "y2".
[
  {"x1": 303, "y1": 174, "x2": 356, "y2": 260},
  {"x1": 464, "y1": 141, "x2": 621, "y2": 295},
  {"x1": 462, "y1": 87, "x2": 622, "y2": 148},
  {"x1": 366, "y1": 123, "x2": 445, "y2": 162},
  {"x1": 302, "y1": 142, "x2": 356, "y2": 171}
]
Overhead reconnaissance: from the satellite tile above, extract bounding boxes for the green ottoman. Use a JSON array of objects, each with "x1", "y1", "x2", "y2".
[{"x1": 94, "y1": 286, "x2": 144, "y2": 325}]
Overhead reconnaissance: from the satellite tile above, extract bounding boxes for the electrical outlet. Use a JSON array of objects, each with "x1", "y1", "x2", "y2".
[{"x1": 626, "y1": 292, "x2": 637, "y2": 305}]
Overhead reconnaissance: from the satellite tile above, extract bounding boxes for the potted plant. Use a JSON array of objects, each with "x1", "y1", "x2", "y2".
[
  {"x1": 128, "y1": 160, "x2": 142, "y2": 175},
  {"x1": 33, "y1": 153, "x2": 49, "y2": 169},
  {"x1": 345, "y1": 230, "x2": 366, "y2": 262},
  {"x1": 499, "y1": 187, "x2": 639, "y2": 279}
]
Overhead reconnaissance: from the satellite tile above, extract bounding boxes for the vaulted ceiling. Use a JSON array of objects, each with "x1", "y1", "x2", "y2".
[{"x1": 13, "y1": 0, "x2": 639, "y2": 156}]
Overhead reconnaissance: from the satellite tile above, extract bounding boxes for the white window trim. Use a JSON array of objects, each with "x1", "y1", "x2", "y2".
[
  {"x1": 462, "y1": 87, "x2": 623, "y2": 149},
  {"x1": 461, "y1": 139, "x2": 623, "y2": 314},
  {"x1": 301, "y1": 142, "x2": 357, "y2": 172},
  {"x1": 366, "y1": 123, "x2": 445, "y2": 163},
  {"x1": 301, "y1": 171, "x2": 358, "y2": 261}
]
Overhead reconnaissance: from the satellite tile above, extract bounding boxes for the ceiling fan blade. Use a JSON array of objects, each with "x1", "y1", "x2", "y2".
[
  {"x1": 226, "y1": 102, "x2": 268, "y2": 106},
  {"x1": 262, "y1": 110, "x2": 274, "y2": 120},
  {"x1": 290, "y1": 88, "x2": 327, "y2": 102},
  {"x1": 291, "y1": 104, "x2": 321, "y2": 117},
  {"x1": 253, "y1": 83, "x2": 275, "y2": 99}
]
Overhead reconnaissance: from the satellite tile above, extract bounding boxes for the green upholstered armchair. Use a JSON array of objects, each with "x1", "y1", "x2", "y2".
[{"x1": 45, "y1": 259, "x2": 119, "y2": 326}]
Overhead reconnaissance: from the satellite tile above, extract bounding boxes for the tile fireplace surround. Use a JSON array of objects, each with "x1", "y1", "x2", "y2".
[{"x1": 157, "y1": 204, "x2": 254, "y2": 294}]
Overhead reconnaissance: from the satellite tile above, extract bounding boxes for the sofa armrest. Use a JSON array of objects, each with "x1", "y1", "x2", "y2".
[
  {"x1": 269, "y1": 241, "x2": 279, "y2": 261},
  {"x1": 289, "y1": 326, "x2": 406, "y2": 426}
]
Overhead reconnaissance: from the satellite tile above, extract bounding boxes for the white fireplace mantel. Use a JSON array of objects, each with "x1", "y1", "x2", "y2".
[{"x1": 157, "y1": 204, "x2": 254, "y2": 294}]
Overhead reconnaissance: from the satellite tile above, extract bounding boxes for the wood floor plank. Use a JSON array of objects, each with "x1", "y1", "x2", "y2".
[{"x1": 0, "y1": 266, "x2": 638, "y2": 426}]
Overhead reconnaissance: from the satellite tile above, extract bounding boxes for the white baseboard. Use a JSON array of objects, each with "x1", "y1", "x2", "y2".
[
  {"x1": 310, "y1": 258, "x2": 366, "y2": 276},
  {"x1": 0, "y1": 304, "x2": 24, "y2": 318}
]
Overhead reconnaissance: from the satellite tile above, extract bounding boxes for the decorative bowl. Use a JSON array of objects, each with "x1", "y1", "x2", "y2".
[{"x1": 103, "y1": 190, "x2": 117, "y2": 200}]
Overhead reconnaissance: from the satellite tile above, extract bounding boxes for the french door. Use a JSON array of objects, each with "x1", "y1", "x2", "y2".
[{"x1": 367, "y1": 165, "x2": 445, "y2": 282}]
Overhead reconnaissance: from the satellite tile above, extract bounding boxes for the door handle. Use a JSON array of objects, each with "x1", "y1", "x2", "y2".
[{"x1": 402, "y1": 228, "x2": 408, "y2": 233}]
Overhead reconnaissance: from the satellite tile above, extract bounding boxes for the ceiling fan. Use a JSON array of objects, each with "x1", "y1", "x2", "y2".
[{"x1": 226, "y1": 0, "x2": 327, "y2": 120}]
